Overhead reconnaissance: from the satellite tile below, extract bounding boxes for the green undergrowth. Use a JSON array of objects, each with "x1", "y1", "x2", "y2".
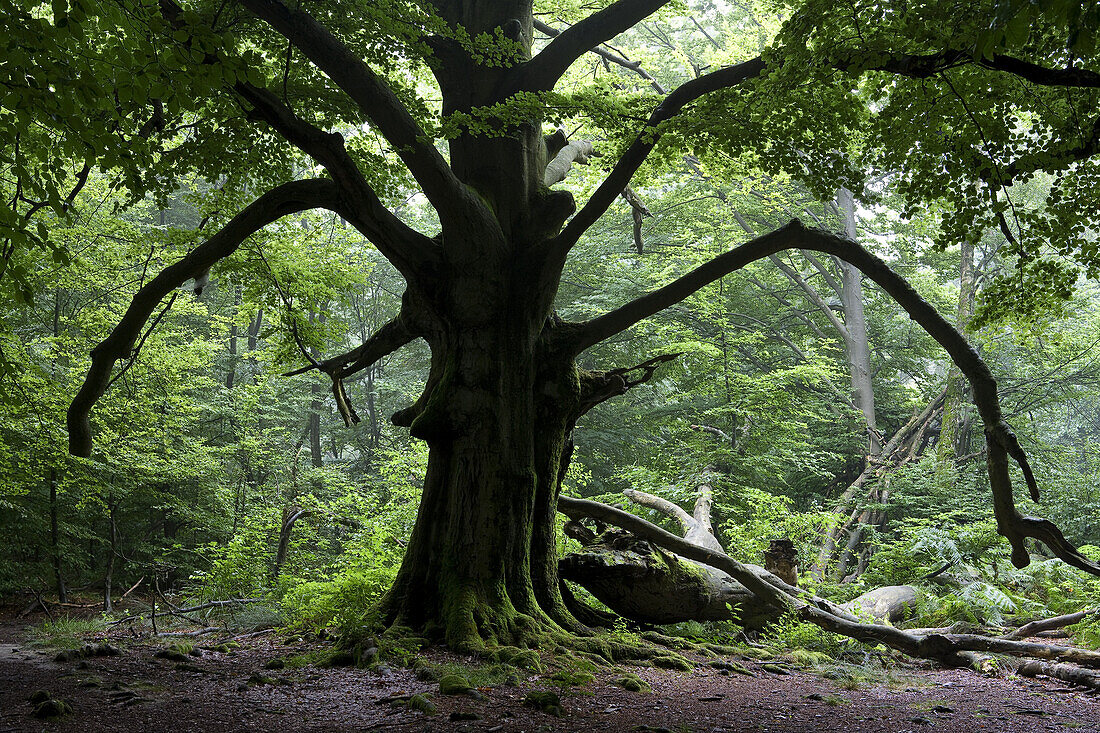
[
  {"x1": 820, "y1": 660, "x2": 924, "y2": 690},
  {"x1": 27, "y1": 616, "x2": 106, "y2": 650}
]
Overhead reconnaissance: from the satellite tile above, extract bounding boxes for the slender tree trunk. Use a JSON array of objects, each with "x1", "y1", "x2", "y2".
[
  {"x1": 103, "y1": 492, "x2": 116, "y2": 612},
  {"x1": 226, "y1": 287, "x2": 240, "y2": 389},
  {"x1": 837, "y1": 187, "x2": 879, "y2": 455},
  {"x1": 48, "y1": 469, "x2": 67, "y2": 602},
  {"x1": 938, "y1": 239, "x2": 974, "y2": 464}
]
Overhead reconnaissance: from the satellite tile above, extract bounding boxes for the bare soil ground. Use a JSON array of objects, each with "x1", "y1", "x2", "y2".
[{"x1": 2, "y1": 609, "x2": 1098, "y2": 733}]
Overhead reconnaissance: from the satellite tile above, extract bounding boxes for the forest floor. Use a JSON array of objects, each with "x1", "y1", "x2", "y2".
[{"x1": 2, "y1": 605, "x2": 1099, "y2": 733}]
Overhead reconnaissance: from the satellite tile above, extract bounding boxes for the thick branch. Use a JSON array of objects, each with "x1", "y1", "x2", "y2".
[
  {"x1": 574, "y1": 352, "x2": 680, "y2": 419},
  {"x1": 67, "y1": 179, "x2": 339, "y2": 457},
  {"x1": 533, "y1": 19, "x2": 668, "y2": 94},
  {"x1": 285, "y1": 314, "x2": 418, "y2": 427},
  {"x1": 238, "y1": 0, "x2": 491, "y2": 232},
  {"x1": 522, "y1": 1, "x2": 673, "y2": 92},
  {"x1": 564, "y1": 219, "x2": 1100, "y2": 576},
  {"x1": 864, "y1": 48, "x2": 1100, "y2": 88},
  {"x1": 234, "y1": 86, "x2": 437, "y2": 275},
  {"x1": 622, "y1": 488, "x2": 695, "y2": 535},
  {"x1": 283, "y1": 315, "x2": 416, "y2": 380},
  {"x1": 157, "y1": 0, "x2": 436, "y2": 277},
  {"x1": 544, "y1": 140, "x2": 596, "y2": 186},
  {"x1": 1007, "y1": 609, "x2": 1097, "y2": 641}
]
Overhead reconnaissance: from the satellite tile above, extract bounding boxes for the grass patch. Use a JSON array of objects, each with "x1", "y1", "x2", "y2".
[
  {"x1": 27, "y1": 617, "x2": 104, "y2": 649},
  {"x1": 411, "y1": 658, "x2": 516, "y2": 687},
  {"x1": 820, "y1": 661, "x2": 923, "y2": 690}
]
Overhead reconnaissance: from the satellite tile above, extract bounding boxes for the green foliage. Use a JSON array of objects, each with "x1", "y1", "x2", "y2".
[{"x1": 762, "y1": 613, "x2": 850, "y2": 657}]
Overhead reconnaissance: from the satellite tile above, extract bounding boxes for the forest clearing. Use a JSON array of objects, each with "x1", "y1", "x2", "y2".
[{"x1": 4, "y1": 0, "x2": 1100, "y2": 730}]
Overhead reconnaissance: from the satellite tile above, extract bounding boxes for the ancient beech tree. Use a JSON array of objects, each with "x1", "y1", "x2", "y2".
[{"x1": 34, "y1": 0, "x2": 1100, "y2": 649}]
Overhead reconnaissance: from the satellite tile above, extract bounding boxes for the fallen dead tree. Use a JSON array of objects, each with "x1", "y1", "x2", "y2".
[
  {"x1": 558, "y1": 494, "x2": 1100, "y2": 680},
  {"x1": 561, "y1": 479, "x2": 781, "y2": 627},
  {"x1": 562, "y1": 482, "x2": 919, "y2": 626},
  {"x1": 560, "y1": 481, "x2": 917, "y2": 627}
]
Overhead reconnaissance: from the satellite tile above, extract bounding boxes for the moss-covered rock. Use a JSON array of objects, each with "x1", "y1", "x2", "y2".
[
  {"x1": 30, "y1": 695, "x2": 72, "y2": 719},
  {"x1": 522, "y1": 690, "x2": 563, "y2": 717},
  {"x1": 614, "y1": 673, "x2": 651, "y2": 692},
  {"x1": 651, "y1": 654, "x2": 693, "y2": 671},
  {"x1": 508, "y1": 649, "x2": 543, "y2": 673},
  {"x1": 550, "y1": 669, "x2": 594, "y2": 686},
  {"x1": 708, "y1": 659, "x2": 754, "y2": 676},
  {"x1": 438, "y1": 673, "x2": 472, "y2": 695},
  {"x1": 489, "y1": 645, "x2": 523, "y2": 664},
  {"x1": 407, "y1": 693, "x2": 437, "y2": 714}
]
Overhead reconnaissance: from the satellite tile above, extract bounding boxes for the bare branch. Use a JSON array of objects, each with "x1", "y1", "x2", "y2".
[
  {"x1": 622, "y1": 488, "x2": 695, "y2": 535},
  {"x1": 522, "y1": 1, "x2": 673, "y2": 92},
  {"x1": 548, "y1": 57, "x2": 766, "y2": 259},
  {"x1": 1007, "y1": 609, "x2": 1098, "y2": 641},
  {"x1": 544, "y1": 139, "x2": 596, "y2": 186},
  {"x1": 621, "y1": 185, "x2": 652, "y2": 253},
  {"x1": 67, "y1": 179, "x2": 340, "y2": 457},
  {"x1": 532, "y1": 18, "x2": 668, "y2": 93},
  {"x1": 769, "y1": 254, "x2": 850, "y2": 341}
]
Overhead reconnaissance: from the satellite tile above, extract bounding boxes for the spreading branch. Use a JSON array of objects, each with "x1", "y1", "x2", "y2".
[
  {"x1": 522, "y1": 1, "x2": 673, "y2": 92},
  {"x1": 283, "y1": 315, "x2": 419, "y2": 427},
  {"x1": 67, "y1": 179, "x2": 340, "y2": 457},
  {"x1": 156, "y1": 0, "x2": 437, "y2": 277},
  {"x1": 237, "y1": 0, "x2": 487, "y2": 231},
  {"x1": 575, "y1": 352, "x2": 680, "y2": 419},
  {"x1": 563, "y1": 218, "x2": 1100, "y2": 576},
  {"x1": 533, "y1": 18, "x2": 668, "y2": 93},
  {"x1": 861, "y1": 49, "x2": 1100, "y2": 88}
]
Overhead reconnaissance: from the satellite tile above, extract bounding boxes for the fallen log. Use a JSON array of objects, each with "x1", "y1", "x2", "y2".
[
  {"x1": 559, "y1": 481, "x2": 787, "y2": 627},
  {"x1": 561, "y1": 485, "x2": 918, "y2": 627},
  {"x1": 1018, "y1": 660, "x2": 1100, "y2": 691}
]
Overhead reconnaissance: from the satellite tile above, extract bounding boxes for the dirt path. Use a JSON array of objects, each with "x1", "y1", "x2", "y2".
[{"x1": 2, "y1": 622, "x2": 1098, "y2": 732}]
